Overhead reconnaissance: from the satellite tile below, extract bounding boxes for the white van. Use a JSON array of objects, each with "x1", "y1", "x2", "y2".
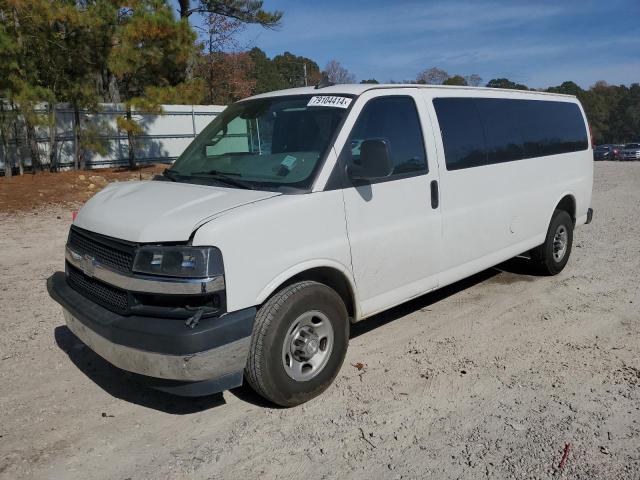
[{"x1": 48, "y1": 84, "x2": 594, "y2": 406}]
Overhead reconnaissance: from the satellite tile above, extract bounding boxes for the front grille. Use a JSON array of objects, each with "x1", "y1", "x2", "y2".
[
  {"x1": 67, "y1": 264, "x2": 129, "y2": 313},
  {"x1": 68, "y1": 227, "x2": 135, "y2": 273}
]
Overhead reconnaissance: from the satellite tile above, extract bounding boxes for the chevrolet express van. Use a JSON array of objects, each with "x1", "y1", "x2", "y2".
[{"x1": 48, "y1": 84, "x2": 594, "y2": 406}]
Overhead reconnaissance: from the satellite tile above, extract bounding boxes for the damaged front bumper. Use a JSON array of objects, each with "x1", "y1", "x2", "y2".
[{"x1": 47, "y1": 272, "x2": 256, "y2": 396}]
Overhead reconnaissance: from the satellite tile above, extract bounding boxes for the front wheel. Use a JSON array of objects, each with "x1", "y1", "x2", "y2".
[
  {"x1": 245, "y1": 281, "x2": 349, "y2": 407},
  {"x1": 531, "y1": 209, "x2": 574, "y2": 275}
]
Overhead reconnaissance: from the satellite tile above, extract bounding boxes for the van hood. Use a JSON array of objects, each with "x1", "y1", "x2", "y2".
[{"x1": 74, "y1": 181, "x2": 280, "y2": 242}]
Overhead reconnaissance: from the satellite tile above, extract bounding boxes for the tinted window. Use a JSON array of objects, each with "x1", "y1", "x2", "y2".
[
  {"x1": 432, "y1": 98, "x2": 486, "y2": 170},
  {"x1": 516, "y1": 101, "x2": 587, "y2": 158},
  {"x1": 433, "y1": 97, "x2": 588, "y2": 170},
  {"x1": 474, "y1": 99, "x2": 525, "y2": 163},
  {"x1": 349, "y1": 96, "x2": 427, "y2": 175}
]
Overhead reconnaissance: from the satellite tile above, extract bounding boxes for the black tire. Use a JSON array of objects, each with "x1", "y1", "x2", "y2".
[
  {"x1": 531, "y1": 209, "x2": 574, "y2": 275},
  {"x1": 245, "y1": 281, "x2": 349, "y2": 407}
]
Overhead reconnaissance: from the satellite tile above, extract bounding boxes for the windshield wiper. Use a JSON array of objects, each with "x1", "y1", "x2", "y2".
[
  {"x1": 190, "y1": 170, "x2": 255, "y2": 190},
  {"x1": 162, "y1": 168, "x2": 180, "y2": 182}
]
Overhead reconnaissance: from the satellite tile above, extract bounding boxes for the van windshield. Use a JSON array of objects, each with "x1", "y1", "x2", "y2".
[{"x1": 166, "y1": 95, "x2": 351, "y2": 192}]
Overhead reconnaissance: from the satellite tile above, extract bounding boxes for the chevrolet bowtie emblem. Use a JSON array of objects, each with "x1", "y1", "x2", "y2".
[{"x1": 81, "y1": 253, "x2": 96, "y2": 277}]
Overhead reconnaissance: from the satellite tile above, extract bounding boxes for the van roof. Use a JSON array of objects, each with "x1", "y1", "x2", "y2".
[{"x1": 245, "y1": 84, "x2": 576, "y2": 101}]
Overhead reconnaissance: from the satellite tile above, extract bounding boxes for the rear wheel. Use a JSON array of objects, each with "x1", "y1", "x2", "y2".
[
  {"x1": 245, "y1": 281, "x2": 349, "y2": 407},
  {"x1": 531, "y1": 209, "x2": 574, "y2": 275}
]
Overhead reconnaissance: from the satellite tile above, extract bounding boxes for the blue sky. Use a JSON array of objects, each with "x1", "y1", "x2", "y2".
[{"x1": 184, "y1": 0, "x2": 640, "y2": 89}]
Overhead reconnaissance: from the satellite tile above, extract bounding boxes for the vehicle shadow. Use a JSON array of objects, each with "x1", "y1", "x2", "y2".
[
  {"x1": 494, "y1": 254, "x2": 541, "y2": 276},
  {"x1": 54, "y1": 258, "x2": 541, "y2": 412},
  {"x1": 229, "y1": 383, "x2": 283, "y2": 408},
  {"x1": 350, "y1": 268, "x2": 498, "y2": 339},
  {"x1": 351, "y1": 258, "x2": 542, "y2": 338},
  {"x1": 54, "y1": 326, "x2": 226, "y2": 414}
]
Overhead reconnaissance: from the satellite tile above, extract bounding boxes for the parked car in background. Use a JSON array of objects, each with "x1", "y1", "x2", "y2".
[
  {"x1": 620, "y1": 143, "x2": 640, "y2": 161},
  {"x1": 594, "y1": 144, "x2": 621, "y2": 160}
]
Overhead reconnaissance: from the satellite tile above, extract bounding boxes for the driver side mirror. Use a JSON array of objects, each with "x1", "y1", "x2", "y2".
[{"x1": 346, "y1": 138, "x2": 394, "y2": 181}]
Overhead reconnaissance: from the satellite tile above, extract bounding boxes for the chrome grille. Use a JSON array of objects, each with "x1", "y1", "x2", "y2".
[
  {"x1": 67, "y1": 264, "x2": 129, "y2": 313},
  {"x1": 67, "y1": 227, "x2": 134, "y2": 273}
]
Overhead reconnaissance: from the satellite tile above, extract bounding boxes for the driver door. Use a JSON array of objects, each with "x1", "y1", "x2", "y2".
[{"x1": 340, "y1": 90, "x2": 443, "y2": 318}]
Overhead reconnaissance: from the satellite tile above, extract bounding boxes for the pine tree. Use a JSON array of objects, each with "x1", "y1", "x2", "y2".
[
  {"x1": 178, "y1": 0, "x2": 282, "y2": 26},
  {"x1": 249, "y1": 48, "x2": 286, "y2": 94},
  {"x1": 7, "y1": 1, "x2": 113, "y2": 171},
  {"x1": 108, "y1": 0, "x2": 203, "y2": 169},
  {"x1": 273, "y1": 52, "x2": 320, "y2": 88},
  {"x1": 1, "y1": 0, "x2": 50, "y2": 173},
  {"x1": 0, "y1": 19, "x2": 19, "y2": 177},
  {"x1": 61, "y1": 1, "x2": 116, "y2": 170}
]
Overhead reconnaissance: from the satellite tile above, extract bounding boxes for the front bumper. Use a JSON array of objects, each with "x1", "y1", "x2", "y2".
[{"x1": 47, "y1": 272, "x2": 256, "y2": 394}]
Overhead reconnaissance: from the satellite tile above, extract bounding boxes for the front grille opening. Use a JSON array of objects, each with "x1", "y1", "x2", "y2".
[
  {"x1": 132, "y1": 292, "x2": 222, "y2": 310},
  {"x1": 67, "y1": 264, "x2": 129, "y2": 313},
  {"x1": 68, "y1": 227, "x2": 134, "y2": 273}
]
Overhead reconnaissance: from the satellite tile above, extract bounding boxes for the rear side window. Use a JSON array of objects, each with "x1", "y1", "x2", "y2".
[
  {"x1": 433, "y1": 97, "x2": 588, "y2": 170},
  {"x1": 431, "y1": 98, "x2": 485, "y2": 170},
  {"x1": 517, "y1": 101, "x2": 588, "y2": 158},
  {"x1": 475, "y1": 99, "x2": 525, "y2": 163},
  {"x1": 349, "y1": 96, "x2": 427, "y2": 176}
]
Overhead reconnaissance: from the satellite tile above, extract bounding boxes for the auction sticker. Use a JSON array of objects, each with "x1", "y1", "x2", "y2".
[{"x1": 307, "y1": 96, "x2": 352, "y2": 108}]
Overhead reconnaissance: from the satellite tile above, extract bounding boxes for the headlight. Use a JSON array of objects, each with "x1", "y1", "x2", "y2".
[{"x1": 133, "y1": 246, "x2": 223, "y2": 279}]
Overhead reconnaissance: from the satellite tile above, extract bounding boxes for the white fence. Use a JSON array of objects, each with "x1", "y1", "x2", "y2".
[{"x1": 0, "y1": 103, "x2": 225, "y2": 171}]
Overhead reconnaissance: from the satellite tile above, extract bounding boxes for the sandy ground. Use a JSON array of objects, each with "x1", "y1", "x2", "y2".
[
  {"x1": 0, "y1": 162, "x2": 638, "y2": 480},
  {"x1": 0, "y1": 165, "x2": 164, "y2": 213}
]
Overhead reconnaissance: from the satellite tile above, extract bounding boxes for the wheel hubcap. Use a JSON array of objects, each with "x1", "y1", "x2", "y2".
[
  {"x1": 282, "y1": 310, "x2": 334, "y2": 382},
  {"x1": 552, "y1": 225, "x2": 568, "y2": 262}
]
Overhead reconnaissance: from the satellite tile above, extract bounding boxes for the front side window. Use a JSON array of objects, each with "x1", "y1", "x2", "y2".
[
  {"x1": 348, "y1": 96, "x2": 427, "y2": 176},
  {"x1": 168, "y1": 95, "x2": 350, "y2": 191}
]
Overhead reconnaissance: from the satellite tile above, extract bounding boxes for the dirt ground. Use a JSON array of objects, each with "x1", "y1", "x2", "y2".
[
  {"x1": 0, "y1": 162, "x2": 638, "y2": 480},
  {"x1": 0, "y1": 164, "x2": 165, "y2": 213}
]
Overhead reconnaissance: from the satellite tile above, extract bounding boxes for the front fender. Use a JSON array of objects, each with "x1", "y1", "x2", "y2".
[{"x1": 256, "y1": 259, "x2": 360, "y2": 320}]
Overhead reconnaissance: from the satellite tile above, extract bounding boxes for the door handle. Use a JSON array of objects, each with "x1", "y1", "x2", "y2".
[{"x1": 430, "y1": 180, "x2": 439, "y2": 209}]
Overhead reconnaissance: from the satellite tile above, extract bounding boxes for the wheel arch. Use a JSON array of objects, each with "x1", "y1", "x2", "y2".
[
  {"x1": 256, "y1": 261, "x2": 360, "y2": 321},
  {"x1": 550, "y1": 192, "x2": 577, "y2": 226}
]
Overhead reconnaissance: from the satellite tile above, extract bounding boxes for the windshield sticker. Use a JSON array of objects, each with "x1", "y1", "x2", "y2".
[
  {"x1": 280, "y1": 155, "x2": 298, "y2": 171},
  {"x1": 307, "y1": 96, "x2": 352, "y2": 109}
]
